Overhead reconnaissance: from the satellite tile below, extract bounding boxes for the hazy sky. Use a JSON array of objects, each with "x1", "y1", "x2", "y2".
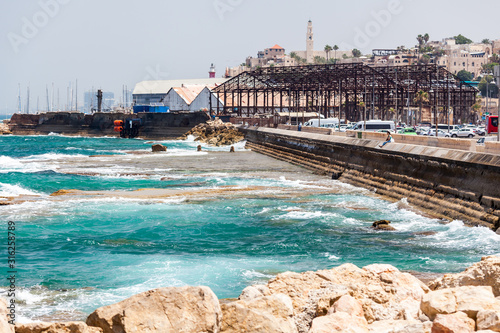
[{"x1": 1, "y1": 0, "x2": 499, "y2": 114}]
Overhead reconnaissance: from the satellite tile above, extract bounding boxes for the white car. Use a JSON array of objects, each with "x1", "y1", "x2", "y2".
[
  {"x1": 450, "y1": 128, "x2": 476, "y2": 138},
  {"x1": 428, "y1": 129, "x2": 451, "y2": 137}
]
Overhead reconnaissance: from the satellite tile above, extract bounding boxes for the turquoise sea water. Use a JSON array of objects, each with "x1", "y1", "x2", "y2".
[{"x1": 1, "y1": 134, "x2": 499, "y2": 322}]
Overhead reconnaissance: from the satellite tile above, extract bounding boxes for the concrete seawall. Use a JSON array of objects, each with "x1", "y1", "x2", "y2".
[
  {"x1": 8, "y1": 111, "x2": 210, "y2": 139},
  {"x1": 242, "y1": 127, "x2": 500, "y2": 230}
]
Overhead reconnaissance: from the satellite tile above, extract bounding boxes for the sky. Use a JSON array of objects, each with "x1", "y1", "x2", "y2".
[{"x1": 1, "y1": 0, "x2": 499, "y2": 115}]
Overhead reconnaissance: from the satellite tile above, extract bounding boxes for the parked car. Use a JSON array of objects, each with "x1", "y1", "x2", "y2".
[
  {"x1": 428, "y1": 129, "x2": 451, "y2": 137},
  {"x1": 475, "y1": 127, "x2": 486, "y2": 136},
  {"x1": 477, "y1": 136, "x2": 499, "y2": 145},
  {"x1": 450, "y1": 128, "x2": 476, "y2": 138},
  {"x1": 397, "y1": 127, "x2": 417, "y2": 135}
]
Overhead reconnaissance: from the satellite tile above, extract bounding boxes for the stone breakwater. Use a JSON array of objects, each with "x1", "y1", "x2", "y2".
[
  {"x1": 7, "y1": 111, "x2": 210, "y2": 139},
  {"x1": 6, "y1": 256, "x2": 500, "y2": 332},
  {"x1": 242, "y1": 127, "x2": 500, "y2": 230},
  {"x1": 177, "y1": 118, "x2": 245, "y2": 146}
]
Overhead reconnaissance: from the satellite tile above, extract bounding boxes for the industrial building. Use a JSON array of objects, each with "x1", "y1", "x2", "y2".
[{"x1": 132, "y1": 78, "x2": 227, "y2": 113}]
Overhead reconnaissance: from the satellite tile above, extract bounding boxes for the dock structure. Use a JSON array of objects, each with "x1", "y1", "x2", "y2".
[{"x1": 213, "y1": 63, "x2": 477, "y2": 125}]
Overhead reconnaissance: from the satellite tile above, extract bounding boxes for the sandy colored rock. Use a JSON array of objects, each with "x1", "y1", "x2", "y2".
[
  {"x1": 421, "y1": 289, "x2": 457, "y2": 321},
  {"x1": 421, "y1": 286, "x2": 500, "y2": 321},
  {"x1": 431, "y1": 311, "x2": 475, "y2": 333},
  {"x1": 454, "y1": 286, "x2": 499, "y2": 320},
  {"x1": 0, "y1": 298, "x2": 14, "y2": 333},
  {"x1": 220, "y1": 294, "x2": 297, "y2": 333},
  {"x1": 0, "y1": 122, "x2": 12, "y2": 135},
  {"x1": 309, "y1": 312, "x2": 368, "y2": 333},
  {"x1": 331, "y1": 294, "x2": 364, "y2": 318},
  {"x1": 86, "y1": 286, "x2": 221, "y2": 333},
  {"x1": 267, "y1": 263, "x2": 428, "y2": 332},
  {"x1": 151, "y1": 144, "x2": 167, "y2": 152},
  {"x1": 368, "y1": 319, "x2": 428, "y2": 333},
  {"x1": 15, "y1": 322, "x2": 102, "y2": 333},
  {"x1": 178, "y1": 119, "x2": 244, "y2": 146},
  {"x1": 239, "y1": 285, "x2": 271, "y2": 301},
  {"x1": 429, "y1": 256, "x2": 500, "y2": 296},
  {"x1": 477, "y1": 310, "x2": 500, "y2": 331}
]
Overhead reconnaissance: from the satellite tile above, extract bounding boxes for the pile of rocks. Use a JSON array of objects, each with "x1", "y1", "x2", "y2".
[
  {"x1": 0, "y1": 121, "x2": 11, "y2": 135},
  {"x1": 178, "y1": 119, "x2": 244, "y2": 146},
  {"x1": 7, "y1": 256, "x2": 500, "y2": 332}
]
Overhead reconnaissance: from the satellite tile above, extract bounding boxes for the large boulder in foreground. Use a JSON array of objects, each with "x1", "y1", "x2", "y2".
[
  {"x1": 421, "y1": 286, "x2": 500, "y2": 321},
  {"x1": 15, "y1": 322, "x2": 102, "y2": 333},
  {"x1": 429, "y1": 255, "x2": 500, "y2": 296},
  {"x1": 431, "y1": 311, "x2": 475, "y2": 333},
  {"x1": 266, "y1": 263, "x2": 429, "y2": 332},
  {"x1": 0, "y1": 299, "x2": 14, "y2": 333},
  {"x1": 86, "y1": 286, "x2": 221, "y2": 333},
  {"x1": 220, "y1": 294, "x2": 297, "y2": 333}
]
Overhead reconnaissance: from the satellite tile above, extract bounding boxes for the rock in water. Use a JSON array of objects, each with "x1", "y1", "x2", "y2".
[
  {"x1": 177, "y1": 119, "x2": 244, "y2": 146},
  {"x1": 372, "y1": 220, "x2": 396, "y2": 231},
  {"x1": 86, "y1": 286, "x2": 221, "y2": 333},
  {"x1": 151, "y1": 144, "x2": 167, "y2": 152}
]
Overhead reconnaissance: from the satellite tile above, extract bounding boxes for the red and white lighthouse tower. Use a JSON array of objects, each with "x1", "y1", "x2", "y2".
[{"x1": 209, "y1": 63, "x2": 216, "y2": 78}]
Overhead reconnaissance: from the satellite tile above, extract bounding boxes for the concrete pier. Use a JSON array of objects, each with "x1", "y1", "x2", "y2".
[{"x1": 242, "y1": 127, "x2": 500, "y2": 230}]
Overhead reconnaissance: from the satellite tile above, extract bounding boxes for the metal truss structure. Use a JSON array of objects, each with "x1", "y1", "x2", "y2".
[{"x1": 212, "y1": 63, "x2": 477, "y2": 125}]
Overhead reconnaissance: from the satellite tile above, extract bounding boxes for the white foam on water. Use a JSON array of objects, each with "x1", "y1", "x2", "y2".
[
  {"x1": 323, "y1": 252, "x2": 341, "y2": 261},
  {"x1": 0, "y1": 183, "x2": 41, "y2": 197},
  {"x1": 0, "y1": 155, "x2": 54, "y2": 173},
  {"x1": 24, "y1": 153, "x2": 88, "y2": 161}
]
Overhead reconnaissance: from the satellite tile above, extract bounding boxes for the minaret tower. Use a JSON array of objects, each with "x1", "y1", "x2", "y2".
[
  {"x1": 306, "y1": 20, "x2": 314, "y2": 64},
  {"x1": 209, "y1": 63, "x2": 216, "y2": 78}
]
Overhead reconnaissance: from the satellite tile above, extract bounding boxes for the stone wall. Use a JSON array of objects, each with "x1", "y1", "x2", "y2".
[
  {"x1": 242, "y1": 127, "x2": 500, "y2": 230},
  {"x1": 8, "y1": 112, "x2": 210, "y2": 139}
]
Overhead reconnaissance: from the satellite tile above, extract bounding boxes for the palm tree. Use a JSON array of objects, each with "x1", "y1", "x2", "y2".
[
  {"x1": 417, "y1": 34, "x2": 424, "y2": 51},
  {"x1": 333, "y1": 45, "x2": 339, "y2": 61},
  {"x1": 423, "y1": 33, "x2": 430, "y2": 45},
  {"x1": 414, "y1": 90, "x2": 429, "y2": 125},
  {"x1": 324, "y1": 45, "x2": 333, "y2": 62}
]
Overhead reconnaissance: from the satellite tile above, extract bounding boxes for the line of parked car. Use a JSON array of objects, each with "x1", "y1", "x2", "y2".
[{"x1": 397, "y1": 124, "x2": 486, "y2": 138}]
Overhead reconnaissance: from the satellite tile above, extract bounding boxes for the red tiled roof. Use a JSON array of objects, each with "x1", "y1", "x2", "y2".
[{"x1": 270, "y1": 44, "x2": 284, "y2": 50}]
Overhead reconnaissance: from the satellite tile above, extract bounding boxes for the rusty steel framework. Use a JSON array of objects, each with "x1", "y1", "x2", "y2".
[{"x1": 212, "y1": 63, "x2": 477, "y2": 125}]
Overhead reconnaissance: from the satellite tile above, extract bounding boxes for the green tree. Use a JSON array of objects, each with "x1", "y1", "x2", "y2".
[
  {"x1": 419, "y1": 54, "x2": 431, "y2": 65},
  {"x1": 414, "y1": 90, "x2": 429, "y2": 124},
  {"x1": 482, "y1": 39, "x2": 491, "y2": 44},
  {"x1": 417, "y1": 34, "x2": 424, "y2": 50},
  {"x1": 314, "y1": 56, "x2": 326, "y2": 64},
  {"x1": 423, "y1": 33, "x2": 430, "y2": 44},
  {"x1": 457, "y1": 70, "x2": 473, "y2": 82},
  {"x1": 482, "y1": 62, "x2": 500, "y2": 73},
  {"x1": 324, "y1": 45, "x2": 332, "y2": 61},
  {"x1": 352, "y1": 49, "x2": 362, "y2": 58},
  {"x1": 333, "y1": 45, "x2": 339, "y2": 60},
  {"x1": 454, "y1": 34, "x2": 473, "y2": 45},
  {"x1": 478, "y1": 76, "x2": 499, "y2": 99}
]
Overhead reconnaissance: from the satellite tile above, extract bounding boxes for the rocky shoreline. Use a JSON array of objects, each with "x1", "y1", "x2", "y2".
[
  {"x1": 5, "y1": 256, "x2": 500, "y2": 332},
  {"x1": 177, "y1": 118, "x2": 245, "y2": 146}
]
